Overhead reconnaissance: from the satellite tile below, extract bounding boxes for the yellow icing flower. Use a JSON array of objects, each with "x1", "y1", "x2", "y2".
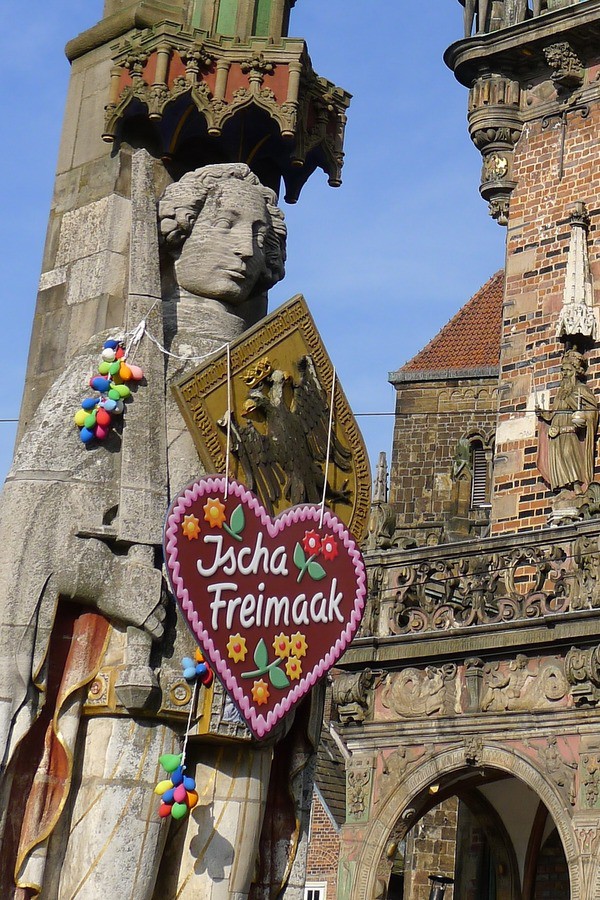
[
  {"x1": 181, "y1": 514, "x2": 201, "y2": 540},
  {"x1": 227, "y1": 634, "x2": 248, "y2": 663},
  {"x1": 251, "y1": 679, "x2": 269, "y2": 706},
  {"x1": 203, "y1": 497, "x2": 227, "y2": 528},
  {"x1": 289, "y1": 632, "x2": 308, "y2": 658},
  {"x1": 272, "y1": 633, "x2": 291, "y2": 659},
  {"x1": 285, "y1": 657, "x2": 302, "y2": 680}
]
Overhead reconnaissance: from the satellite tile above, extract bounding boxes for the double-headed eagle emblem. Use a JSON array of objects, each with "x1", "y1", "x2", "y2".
[{"x1": 219, "y1": 355, "x2": 353, "y2": 514}]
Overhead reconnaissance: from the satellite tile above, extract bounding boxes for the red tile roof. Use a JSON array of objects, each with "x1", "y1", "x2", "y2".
[{"x1": 401, "y1": 270, "x2": 504, "y2": 372}]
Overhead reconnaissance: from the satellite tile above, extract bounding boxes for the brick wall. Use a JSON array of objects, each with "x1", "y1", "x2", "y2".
[
  {"x1": 390, "y1": 377, "x2": 498, "y2": 544},
  {"x1": 492, "y1": 103, "x2": 600, "y2": 533},
  {"x1": 402, "y1": 798, "x2": 458, "y2": 900},
  {"x1": 532, "y1": 828, "x2": 569, "y2": 899},
  {"x1": 306, "y1": 789, "x2": 341, "y2": 896}
]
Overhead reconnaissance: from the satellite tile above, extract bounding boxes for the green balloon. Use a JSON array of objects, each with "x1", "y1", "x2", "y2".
[
  {"x1": 159, "y1": 753, "x2": 182, "y2": 773},
  {"x1": 171, "y1": 802, "x2": 189, "y2": 820},
  {"x1": 109, "y1": 361, "x2": 121, "y2": 376},
  {"x1": 108, "y1": 388, "x2": 121, "y2": 401},
  {"x1": 84, "y1": 413, "x2": 97, "y2": 429}
]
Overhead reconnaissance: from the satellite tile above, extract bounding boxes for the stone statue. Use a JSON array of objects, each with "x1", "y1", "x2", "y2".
[
  {"x1": 0, "y1": 160, "x2": 296, "y2": 898},
  {"x1": 536, "y1": 349, "x2": 599, "y2": 494}
]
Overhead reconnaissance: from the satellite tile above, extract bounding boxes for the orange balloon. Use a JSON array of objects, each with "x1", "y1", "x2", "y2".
[{"x1": 186, "y1": 790, "x2": 199, "y2": 808}]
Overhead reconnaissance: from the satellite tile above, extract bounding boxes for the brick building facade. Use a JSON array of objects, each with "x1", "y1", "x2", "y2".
[{"x1": 325, "y1": 3, "x2": 600, "y2": 900}]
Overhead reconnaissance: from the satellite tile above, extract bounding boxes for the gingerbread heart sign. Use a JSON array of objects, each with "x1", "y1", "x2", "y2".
[{"x1": 164, "y1": 477, "x2": 366, "y2": 739}]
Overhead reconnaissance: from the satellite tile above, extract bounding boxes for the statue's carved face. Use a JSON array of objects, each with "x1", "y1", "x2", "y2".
[{"x1": 175, "y1": 181, "x2": 269, "y2": 305}]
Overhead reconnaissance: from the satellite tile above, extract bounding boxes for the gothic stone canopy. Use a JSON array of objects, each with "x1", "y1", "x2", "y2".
[{"x1": 102, "y1": 21, "x2": 351, "y2": 202}]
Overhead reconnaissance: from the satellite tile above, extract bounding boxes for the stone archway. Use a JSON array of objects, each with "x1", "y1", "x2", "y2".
[{"x1": 345, "y1": 744, "x2": 581, "y2": 900}]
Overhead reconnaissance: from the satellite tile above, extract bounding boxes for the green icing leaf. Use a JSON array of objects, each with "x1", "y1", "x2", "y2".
[
  {"x1": 229, "y1": 504, "x2": 245, "y2": 535},
  {"x1": 308, "y1": 560, "x2": 327, "y2": 581},
  {"x1": 254, "y1": 638, "x2": 269, "y2": 669},
  {"x1": 293, "y1": 542, "x2": 306, "y2": 569},
  {"x1": 269, "y1": 665, "x2": 290, "y2": 689}
]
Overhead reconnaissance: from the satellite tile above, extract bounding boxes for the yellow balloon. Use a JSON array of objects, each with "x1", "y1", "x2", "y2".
[
  {"x1": 74, "y1": 409, "x2": 87, "y2": 427},
  {"x1": 154, "y1": 780, "x2": 173, "y2": 795}
]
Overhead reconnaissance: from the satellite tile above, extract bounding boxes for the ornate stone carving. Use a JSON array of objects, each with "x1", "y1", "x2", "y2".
[
  {"x1": 102, "y1": 23, "x2": 351, "y2": 201},
  {"x1": 467, "y1": 74, "x2": 521, "y2": 226},
  {"x1": 480, "y1": 655, "x2": 568, "y2": 712},
  {"x1": 347, "y1": 755, "x2": 374, "y2": 823},
  {"x1": 525, "y1": 736, "x2": 577, "y2": 806},
  {"x1": 464, "y1": 735, "x2": 484, "y2": 766},
  {"x1": 566, "y1": 645, "x2": 600, "y2": 705},
  {"x1": 333, "y1": 670, "x2": 374, "y2": 724},
  {"x1": 556, "y1": 203, "x2": 597, "y2": 341},
  {"x1": 358, "y1": 566, "x2": 383, "y2": 638},
  {"x1": 377, "y1": 746, "x2": 427, "y2": 808},
  {"x1": 544, "y1": 42, "x2": 584, "y2": 91},
  {"x1": 464, "y1": 657, "x2": 485, "y2": 712},
  {"x1": 581, "y1": 753, "x2": 600, "y2": 808},
  {"x1": 381, "y1": 665, "x2": 457, "y2": 718},
  {"x1": 392, "y1": 542, "x2": 570, "y2": 634},
  {"x1": 364, "y1": 452, "x2": 396, "y2": 552}
]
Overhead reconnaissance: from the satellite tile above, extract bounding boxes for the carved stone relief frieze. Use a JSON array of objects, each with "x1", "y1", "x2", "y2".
[
  {"x1": 480, "y1": 655, "x2": 568, "y2": 712},
  {"x1": 380, "y1": 664, "x2": 457, "y2": 719},
  {"x1": 391, "y1": 540, "x2": 571, "y2": 635}
]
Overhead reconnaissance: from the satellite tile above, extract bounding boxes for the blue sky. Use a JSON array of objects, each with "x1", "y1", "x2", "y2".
[{"x1": 0, "y1": 1, "x2": 503, "y2": 485}]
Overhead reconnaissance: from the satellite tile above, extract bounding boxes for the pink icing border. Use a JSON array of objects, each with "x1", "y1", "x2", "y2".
[{"x1": 164, "y1": 477, "x2": 367, "y2": 739}]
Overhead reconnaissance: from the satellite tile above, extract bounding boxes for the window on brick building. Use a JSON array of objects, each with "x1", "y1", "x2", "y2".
[
  {"x1": 470, "y1": 440, "x2": 491, "y2": 508},
  {"x1": 304, "y1": 882, "x2": 327, "y2": 900}
]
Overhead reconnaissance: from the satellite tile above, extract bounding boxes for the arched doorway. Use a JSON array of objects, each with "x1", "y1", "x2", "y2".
[{"x1": 348, "y1": 749, "x2": 576, "y2": 900}]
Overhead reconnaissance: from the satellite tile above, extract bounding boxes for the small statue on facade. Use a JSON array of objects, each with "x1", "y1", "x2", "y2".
[{"x1": 536, "y1": 349, "x2": 598, "y2": 494}]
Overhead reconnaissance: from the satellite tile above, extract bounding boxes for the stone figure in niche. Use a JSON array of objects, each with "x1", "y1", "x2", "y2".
[
  {"x1": 536, "y1": 349, "x2": 598, "y2": 494},
  {"x1": 0, "y1": 161, "x2": 301, "y2": 899}
]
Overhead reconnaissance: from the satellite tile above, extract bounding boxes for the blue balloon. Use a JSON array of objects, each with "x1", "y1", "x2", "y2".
[
  {"x1": 183, "y1": 776, "x2": 196, "y2": 791},
  {"x1": 171, "y1": 766, "x2": 184, "y2": 786},
  {"x1": 103, "y1": 399, "x2": 117, "y2": 412},
  {"x1": 181, "y1": 657, "x2": 195, "y2": 670},
  {"x1": 103, "y1": 339, "x2": 119, "y2": 349},
  {"x1": 162, "y1": 788, "x2": 175, "y2": 804},
  {"x1": 82, "y1": 397, "x2": 99, "y2": 410},
  {"x1": 183, "y1": 666, "x2": 197, "y2": 682},
  {"x1": 195, "y1": 663, "x2": 208, "y2": 678},
  {"x1": 80, "y1": 427, "x2": 95, "y2": 443},
  {"x1": 90, "y1": 376, "x2": 111, "y2": 392}
]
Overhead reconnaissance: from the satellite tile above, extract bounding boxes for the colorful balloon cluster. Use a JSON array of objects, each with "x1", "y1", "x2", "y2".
[
  {"x1": 73, "y1": 339, "x2": 144, "y2": 443},
  {"x1": 182, "y1": 647, "x2": 214, "y2": 686},
  {"x1": 155, "y1": 754, "x2": 199, "y2": 820}
]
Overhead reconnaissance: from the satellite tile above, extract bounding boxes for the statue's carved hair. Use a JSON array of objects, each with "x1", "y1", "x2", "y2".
[{"x1": 158, "y1": 163, "x2": 286, "y2": 289}]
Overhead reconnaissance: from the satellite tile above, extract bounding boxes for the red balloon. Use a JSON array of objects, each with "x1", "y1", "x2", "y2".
[
  {"x1": 96, "y1": 408, "x2": 111, "y2": 428},
  {"x1": 158, "y1": 802, "x2": 172, "y2": 819}
]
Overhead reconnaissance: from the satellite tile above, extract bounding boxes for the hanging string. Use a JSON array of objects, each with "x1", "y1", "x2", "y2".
[
  {"x1": 180, "y1": 679, "x2": 199, "y2": 769},
  {"x1": 225, "y1": 342, "x2": 232, "y2": 499},
  {"x1": 320, "y1": 366, "x2": 336, "y2": 529}
]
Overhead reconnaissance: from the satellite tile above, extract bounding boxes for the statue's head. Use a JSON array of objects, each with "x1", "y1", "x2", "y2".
[
  {"x1": 561, "y1": 348, "x2": 587, "y2": 378},
  {"x1": 158, "y1": 163, "x2": 286, "y2": 308}
]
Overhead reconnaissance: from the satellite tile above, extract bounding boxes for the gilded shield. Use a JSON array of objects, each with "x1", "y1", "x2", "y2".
[{"x1": 172, "y1": 294, "x2": 371, "y2": 541}]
